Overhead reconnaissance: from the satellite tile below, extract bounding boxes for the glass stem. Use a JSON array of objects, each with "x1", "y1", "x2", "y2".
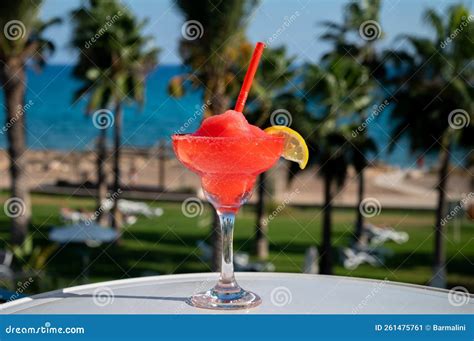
[{"x1": 218, "y1": 212, "x2": 236, "y2": 285}]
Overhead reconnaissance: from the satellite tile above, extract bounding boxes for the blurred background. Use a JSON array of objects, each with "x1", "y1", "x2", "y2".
[{"x1": 0, "y1": 0, "x2": 472, "y2": 302}]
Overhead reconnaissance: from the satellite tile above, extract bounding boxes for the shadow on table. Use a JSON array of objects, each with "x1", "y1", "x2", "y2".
[{"x1": 32, "y1": 291, "x2": 188, "y2": 303}]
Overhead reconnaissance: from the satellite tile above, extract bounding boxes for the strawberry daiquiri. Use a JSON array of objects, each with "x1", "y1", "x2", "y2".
[
  {"x1": 171, "y1": 42, "x2": 308, "y2": 310},
  {"x1": 173, "y1": 110, "x2": 284, "y2": 212}
]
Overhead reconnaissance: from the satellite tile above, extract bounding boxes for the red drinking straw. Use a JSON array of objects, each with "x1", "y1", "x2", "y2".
[{"x1": 234, "y1": 42, "x2": 265, "y2": 113}]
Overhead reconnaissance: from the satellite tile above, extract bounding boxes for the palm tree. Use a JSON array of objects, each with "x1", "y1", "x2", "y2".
[
  {"x1": 321, "y1": 0, "x2": 384, "y2": 76},
  {"x1": 71, "y1": 97, "x2": 110, "y2": 226},
  {"x1": 384, "y1": 5, "x2": 473, "y2": 287},
  {"x1": 0, "y1": 1, "x2": 60, "y2": 244},
  {"x1": 302, "y1": 56, "x2": 373, "y2": 274},
  {"x1": 348, "y1": 127, "x2": 377, "y2": 246},
  {"x1": 315, "y1": 129, "x2": 350, "y2": 275},
  {"x1": 321, "y1": 0, "x2": 383, "y2": 246},
  {"x1": 243, "y1": 45, "x2": 297, "y2": 260},
  {"x1": 71, "y1": 1, "x2": 119, "y2": 226},
  {"x1": 317, "y1": 0, "x2": 383, "y2": 253},
  {"x1": 170, "y1": 0, "x2": 257, "y2": 271},
  {"x1": 289, "y1": 116, "x2": 351, "y2": 276},
  {"x1": 71, "y1": 0, "x2": 159, "y2": 230}
]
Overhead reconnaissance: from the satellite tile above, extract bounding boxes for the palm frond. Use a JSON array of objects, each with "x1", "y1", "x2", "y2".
[{"x1": 423, "y1": 9, "x2": 444, "y2": 41}]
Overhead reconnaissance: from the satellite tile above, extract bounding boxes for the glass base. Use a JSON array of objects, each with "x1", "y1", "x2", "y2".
[{"x1": 188, "y1": 284, "x2": 262, "y2": 310}]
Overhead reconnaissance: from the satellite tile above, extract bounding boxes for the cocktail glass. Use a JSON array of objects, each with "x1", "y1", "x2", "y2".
[{"x1": 172, "y1": 134, "x2": 284, "y2": 309}]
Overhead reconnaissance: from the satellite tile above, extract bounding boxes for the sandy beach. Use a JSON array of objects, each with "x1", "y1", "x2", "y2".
[{"x1": 0, "y1": 148, "x2": 471, "y2": 210}]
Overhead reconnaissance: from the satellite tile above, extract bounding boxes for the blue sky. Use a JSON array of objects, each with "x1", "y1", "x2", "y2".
[{"x1": 40, "y1": 0, "x2": 472, "y2": 65}]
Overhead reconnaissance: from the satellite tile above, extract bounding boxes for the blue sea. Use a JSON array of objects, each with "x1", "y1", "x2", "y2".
[{"x1": 0, "y1": 65, "x2": 465, "y2": 167}]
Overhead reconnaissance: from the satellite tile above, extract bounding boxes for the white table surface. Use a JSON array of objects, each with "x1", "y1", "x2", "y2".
[{"x1": 1, "y1": 273, "x2": 473, "y2": 314}]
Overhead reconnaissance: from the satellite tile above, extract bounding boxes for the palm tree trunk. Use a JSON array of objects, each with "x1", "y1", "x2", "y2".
[
  {"x1": 112, "y1": 102, "x2": 123, "y2": 230},
  {"x1": 158, "y1": 139, "x2": 165, "y2": 190},
  {"x1": 354, "y1": 169, "x2": 365, "y2": 247},
  {"x1": 469, "y1": 161, "x2": 474, "y2": 221},
  {"x1": 430, "y1": 141, "x2": 451, "y2": 288},
  {"x1": 320, "y1": 173, "x2": 333, "y2": 274},
  {"x1": 96, "y1": 128, "x2": 108, "y2": 226},
  {"x1": 1, "y1": 59, "x2": 31, "y2": 245},
  {"x1": 255, "y1": 172, "x2": 269, "y2": 260}
]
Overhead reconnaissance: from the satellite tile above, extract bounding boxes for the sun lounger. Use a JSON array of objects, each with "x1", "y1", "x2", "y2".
[
  {"x1": 60, "y1": 207, "x2": 94, "y2": 224},
  {"x1": 0, "y1": 250, "x2": 14, "y2": 281},
  {"x1": 364, "y1": 223, "x2": 409, "y2": 245},
  {"x1": 101, "y1": 199, "x2": 164, "y2": 217},
  {"x1": 342, "y1": 247, "x2": 383, "y2": 270},
  {"x1": 303, "y1": 246, "x2": 319, "y2": 274}
]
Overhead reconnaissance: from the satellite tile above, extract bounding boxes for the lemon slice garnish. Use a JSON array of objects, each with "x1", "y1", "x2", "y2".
[{"x1": 264, "y1": 126, "x2": 309, "y2": 169}]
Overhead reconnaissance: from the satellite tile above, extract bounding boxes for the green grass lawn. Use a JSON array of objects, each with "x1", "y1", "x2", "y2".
[{"x1": 0, "y1": 193, "x2": 473, "y2": 295}]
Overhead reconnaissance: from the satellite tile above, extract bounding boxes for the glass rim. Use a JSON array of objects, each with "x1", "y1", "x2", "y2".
[{"x1": 171, "y1": 133, "x2": 284, "y2": 142}]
